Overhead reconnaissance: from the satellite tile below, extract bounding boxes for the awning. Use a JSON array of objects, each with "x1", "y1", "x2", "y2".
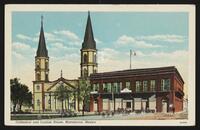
[{"x1": 120, "y1": 88, "x2": 132, "y2": 93}]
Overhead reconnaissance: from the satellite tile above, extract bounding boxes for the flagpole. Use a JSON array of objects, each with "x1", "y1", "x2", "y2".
[{"x1": 130, "y1": 49, "x2": 132, "y2": 69}]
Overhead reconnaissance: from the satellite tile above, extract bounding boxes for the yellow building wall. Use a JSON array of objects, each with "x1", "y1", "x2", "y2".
[
  {"x1": 34, "y1": 92, "x2": 42, "y2": 111},
  {"x1": 88, "y1": 66, "x2": 93, "y2": 76},
  {"x1": 88, "y1": 52, "x2": 93, "y2": 62}
]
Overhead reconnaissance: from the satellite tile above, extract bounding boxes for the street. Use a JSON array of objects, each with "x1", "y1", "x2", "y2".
[{"x1": 46, "y1": 111, "x2": 188, "y2": 120}]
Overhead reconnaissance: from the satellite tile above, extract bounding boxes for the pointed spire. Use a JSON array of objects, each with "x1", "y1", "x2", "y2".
[
  {"x1": 36, "y1": 15, "x2": 48, "y2": 57},
  {"x1": 82, "y1": 11, "x2": 96, "y2": 50},
  {"x1": 41, "y1": 15, "x2": 43, "y2": 27}
]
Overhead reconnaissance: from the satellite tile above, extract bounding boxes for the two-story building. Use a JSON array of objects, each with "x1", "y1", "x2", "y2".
[{"x1": 89, "y1": 66, "x2": 184, "y2": 113}]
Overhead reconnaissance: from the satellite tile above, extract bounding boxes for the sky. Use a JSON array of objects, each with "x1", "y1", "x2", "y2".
[{"x1": 11, "y1": 12, "x2": 189, "y2": 96}]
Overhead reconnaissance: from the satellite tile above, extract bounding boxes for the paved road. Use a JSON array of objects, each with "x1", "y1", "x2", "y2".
[{"x1": 47, "y1": 111, "x2": 188, "y2": 120}]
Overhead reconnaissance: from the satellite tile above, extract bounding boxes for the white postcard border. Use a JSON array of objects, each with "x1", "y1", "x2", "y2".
[{"x1": 5, "y1": 4, "x2": 196, "y2": 126}]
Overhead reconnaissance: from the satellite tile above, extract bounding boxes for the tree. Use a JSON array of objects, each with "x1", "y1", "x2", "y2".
[
  {"x1": 18, "y1": 84, "x2": 30, "y2": 111},
  {"x1": 10, "y1": 78, "x2": 21, "y2": 112},
  {"x1": 78, "y1": 79, "x2": 92, "y2": 116},
  {"x1": 55, "y1": 83, "x2": 69, "y2": 114},
  {"x1": 10, "y1": 78, "x2": 32, "y2": 112},
  {"x1": 23, "y1": 91, "x2": 32, "y2": 108}
]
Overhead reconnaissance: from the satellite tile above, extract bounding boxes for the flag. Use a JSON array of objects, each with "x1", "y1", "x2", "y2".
[
  {"x1": 133, "y1": 51, "x2": 136, "y2": 56},
  {"x1": 130, "y1": 49, "x2": 136, "y2": 56}
]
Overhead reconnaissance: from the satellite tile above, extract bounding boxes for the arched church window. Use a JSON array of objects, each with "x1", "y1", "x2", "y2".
[
  {"x1": 37, "y1": 85, "x2": 40, "y2": 90},
  {"x1": 37, "y1": 73, "x2": 41, "y2": 81},
  {"x1": 84, "y1": 68, "x2": 88, "y2": 77},
  {"x1": 37, "y1": 99, "x2": 40, "y2": 106},
  {"x1": 94, "y1": 69, "x2": 97, "y2": 73},
  {"x1": 93, "y1": 54, "x2": 96, "y2": 63},
  {"x1": 45, "y1": 74, "x2": 48, "y2": 81},
  {"x1": 83, "y1": 54, "x2": 88, "y2": 63},
  {"x1": 36, "y1": 62, "x2": 40, "y2": 69},
  {"x1": 45, "y1": 62, "x2": 48, "y2": 69}
]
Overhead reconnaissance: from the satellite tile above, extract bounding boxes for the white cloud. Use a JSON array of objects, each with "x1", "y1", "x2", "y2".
[
  {"x1": 12, "y1": 42, "x2": 32, "y2": 51},
  {"x1": 12, "y1": 51, "x2": 24, "y2": 59},
  {"x1": 98, "y1": 48, "x2": 119, "y2": 62},
  {"x1": 54, "y1": 30, "x2": 80, "y2": 43},
  {"x1": 147, "y1": 50, "x2": 188, "y2": 61},
  {"x1": 16, "y1": 34, "x2": 32, "y2": 40},
  {"x1": 116, "y1": 35, "x2": 162, "y2": 48},
  {"x1": 95, "y1": 38, "x2": 102, "y2": 44},
  {"x1": 51, "y1": 42, "x2": 65, "y2": 49},
  {"x1": 45, "y1": 32, "x2": 63, "y2": 42},
  {"x1": 12, "y1": 42, "x2": 36, "y2": 60},
  {"x1": 34, "y1": 32, "x2": 63, "y2": 43},
  {"x1": 32, "y1": 37, "x2": 39, "y2": 42},
  {"x1": 137, "y1": 34, "x2": 185, "y2": 43},
  {"x1": 49, "y1": 42, "x2": 78, "y2": 57}
]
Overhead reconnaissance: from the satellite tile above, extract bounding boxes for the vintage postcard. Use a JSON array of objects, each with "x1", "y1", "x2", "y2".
[{"x1": 5, "y1": 4, "x2": 195, "y2": 126}]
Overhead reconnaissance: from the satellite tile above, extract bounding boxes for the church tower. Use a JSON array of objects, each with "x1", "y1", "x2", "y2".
[
  {"x1": 35, "y1": 16, "x2": 49, "y2": 82},
  {"x1": 80, "y1": 12, "x2": 98, "y2": 78}
]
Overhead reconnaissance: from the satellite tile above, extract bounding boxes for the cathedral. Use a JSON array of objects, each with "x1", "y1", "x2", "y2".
[{"x1": 33, "y1": 12, "x2": 97, "y2": 112}]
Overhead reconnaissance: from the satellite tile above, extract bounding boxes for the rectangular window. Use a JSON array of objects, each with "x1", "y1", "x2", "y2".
[
  {"x1": 119, "y1": 82, "x2": 122, "y2": 91},
  {"x1": 93, "y1": 84, "x2": 96, "y2": 91},
  {"x1": 136, "y1": 81, "x2": 141, "y2": 92},
  {"x1": 112, "y1": 82, "x2": 122, "y2": 93},
  {"x1": 126, "y1": 81, "x2": 131, "y2": 90},
  {"x1": 96, "y1": 84, "x2": 99, "y2": 91},
  {"x1": 143, "y1": 81, "x2": 148, "y2": 92},
  {"x1": 93, "y1": 84, "x2": 99, "y2": 91},
  {"x1": 161, "y1": 79, "x2": 170, "y2": 91},
  {"x1": 103, "y1": 83, "x2": 107, "y2": 92},
  {"x1": 150, "y1": 80, "x2": 156, "y2": 91},
  {"x1": 115, "y1": 82, "x2": 122, "y2": 93},
  {"x1": 107, "y1": 83, "x2": 112, "y2": 93},
  {"x1": 103, "y1": 83, "x2": 112, "y2": 93},
  {"x1": 113, "y1": 82, "x2": 118, "y2": 93}
]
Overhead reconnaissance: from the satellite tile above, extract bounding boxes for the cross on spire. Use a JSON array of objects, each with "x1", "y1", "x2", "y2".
[
  {"x1": 41, "y1": 15, "x2": 43, "y2": 27},
  {"x1": 61, "y1": 70, "x2": 63, "y2": 78}
]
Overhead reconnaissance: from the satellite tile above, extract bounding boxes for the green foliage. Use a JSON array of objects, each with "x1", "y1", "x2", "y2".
[
  {"x1": 10, "y1": 78, "x2": 32, "y2": 112},
  {"x1": 78, "y1": 79, "x2": 91, "y2": 101},
  {"x1": 55, "y1": 83, "x2": 72, "y2": 113},
  {"x1": 10, "y1": 78, "x2": 21, "y2": 106},
  {"x1": 55, "y1": 83, "x2": 70, "y2": 102},
  {"x1": 78, "y1": 79, "x2": 92, "y2": 114},
  {"x1": 23, "y1": 91, "x2": 32, "y2": 107}
]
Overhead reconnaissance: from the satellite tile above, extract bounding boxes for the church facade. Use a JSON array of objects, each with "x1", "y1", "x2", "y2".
[
  {"x1": 32, "y1": 12, "x2": 97, "y2": 112},
  {"x1": 33, "y1": 12, "x2": 184, "y2": 113}
]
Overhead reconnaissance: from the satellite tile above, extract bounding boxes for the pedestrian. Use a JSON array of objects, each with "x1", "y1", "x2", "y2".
[{"x1": 172, "y1": 107, "x2": 175, "y2": 114}]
